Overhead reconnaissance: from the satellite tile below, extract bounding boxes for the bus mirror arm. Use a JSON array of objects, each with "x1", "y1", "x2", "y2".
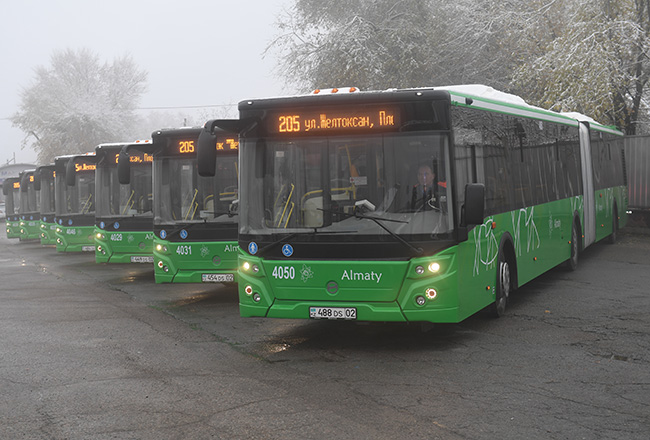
[
  {"x1": 117, "y1": 149, "x2": 132, "y2": 184},
  {"x1": 65, "y1": 159, "x2": 76, "y2": 187},
  {"x1": 197, "y1": 124, "x2": 217, "y2": 177},
  {"x1": 458, "y1": 183, "x2": 485, "y2": 242}
]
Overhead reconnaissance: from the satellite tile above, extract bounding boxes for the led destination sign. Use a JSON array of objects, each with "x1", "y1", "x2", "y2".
[
  {"x1": 114, "y1": 153, "x2": 153, "y2": 164},
  {"x1": 270, "y1": 106, "x2": 400, "y2": 134},
  {"x1": 74, "y1": 163, "x2": 96, "y2": 172}
]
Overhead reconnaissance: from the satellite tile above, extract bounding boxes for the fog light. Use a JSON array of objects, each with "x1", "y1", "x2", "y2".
[
  {"x1": 163, "y1": 266, "x2": 169, "y2": 273},
  {"x1": 415, "y1": 295, "x2": 426, "y2": 306},
  {"x1": 97, "y1": 245, "x2": 103, "y2": 252},
  {"x1": 252, "y1": 293, "x2": 261, "y2": 302},
  {"x1": 415, "y1": 265, "x2": 425, "y2": 275},
  {"x1": 244, "y1": 285, "x2": 253, "y2": 295},
  {"x1": 428, "y1": 262, "x2": 440, "y2": 273},
  {"x1": 157, "y1": 260, "x2": 164, "y2": 269},
  {"x1": 426, "y1": 288, "x2": 437, "y2": 300}
]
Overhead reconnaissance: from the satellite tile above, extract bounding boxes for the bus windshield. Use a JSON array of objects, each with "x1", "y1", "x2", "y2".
[
  {"x1": 153, "y1": 154, "x2": 238, "y2": 225},
  {"x1": 56, "y1": 171, "x2": 95, "y2": 216},
  {"x1": 96, "y1": 162, "x2": 152, "y2": 219},
  {"x1": 40, "y1": 172, "x2": 56, "y2": 215},
  {"x1": 240, "y1": 132, "x2": 453, "y2": 240},
  {"x1": 21, "y1": 182, "x2": 39, "y2": 214},
  {"x1": 6, "y1": 186, "x2": 20, "y2": 215}
]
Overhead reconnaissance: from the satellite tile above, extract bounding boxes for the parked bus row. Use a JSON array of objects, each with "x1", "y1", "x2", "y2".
[{"x1": 3, "y1": 85, "x2": 628, "y2": 323}]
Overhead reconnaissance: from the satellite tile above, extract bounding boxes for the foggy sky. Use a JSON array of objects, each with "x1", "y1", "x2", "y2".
[{"x1": 0, "y1": 0, "x2": 293, "y2": 165}]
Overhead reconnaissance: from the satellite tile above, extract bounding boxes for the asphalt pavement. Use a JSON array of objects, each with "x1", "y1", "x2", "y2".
[{"x1": 1, "y1": 222, "x2": 649, "y2": 439}]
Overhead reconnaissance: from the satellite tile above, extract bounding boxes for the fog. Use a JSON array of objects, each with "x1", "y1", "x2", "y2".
[{"x1": 0, "y1": 0, "x2": 293, "y2": 165}]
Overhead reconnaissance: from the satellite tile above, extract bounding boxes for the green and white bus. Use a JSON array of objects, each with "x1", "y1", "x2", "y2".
[
  {"x1": 54, "y1": 153, "x2": 97, "y2": 252},
  {"x1": 18, "y1": 170, "x2": 41, "y2": 240},
  {"x1": 34, "y1": 164, "x2": 57, "y2": 246},
  {"x1": 210, "y1": 85, "x2": 626, "y2": 323},
  {"x1": 95, "y1": 142, "x2": 154, "y2": 263},
  {"x1": 3, "y1": 177, "x2": 22, "y2": 239},
  {"x1": 122, "y1": 127, "x2": 239, "y2": 283}
]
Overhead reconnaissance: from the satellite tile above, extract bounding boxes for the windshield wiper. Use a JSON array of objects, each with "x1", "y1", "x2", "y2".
[
  {"x1": 99, "y1": 213, "x2": 152, "y2": 224},
  {"x1": 258, "y1": 227, "x2": 357, "y2": 255},
  {"x1": 318, "y1": 202, "x2": 423, "y2": 255}
]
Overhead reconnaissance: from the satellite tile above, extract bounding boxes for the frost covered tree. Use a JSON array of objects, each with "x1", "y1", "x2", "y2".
[
  {"x1": 512, "y1": 0, "x2": 650, "y2": 134},
  {"x1": 268, "y1": 0, "x2": 441, "y2": 91},
  {"x1": 267, "y1": 0, "x2": 557, "y2": 92},
  {"x1": 271, "y1": 0, "x2": 650, "y2": 134},
  {"x1": 12, "y1": 48, "x2": 147, "y2": 163}
]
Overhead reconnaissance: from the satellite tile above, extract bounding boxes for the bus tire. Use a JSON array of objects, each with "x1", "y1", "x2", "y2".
[
  {"x1": 491, "y1": 248, "x2": 511, "y2": 318},
  {"x1": 608, "y1": 204, "x2": 618, "y2": 244},
  {"x1": 566, "y1": 219, "x2": 580, "y2": 271}
]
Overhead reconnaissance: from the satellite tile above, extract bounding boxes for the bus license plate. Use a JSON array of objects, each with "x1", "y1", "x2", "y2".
[
  {"x1": 131, "y1": 256, "x2": 154, "y2": 263},
  {"x1": 82, "y1": 246, "x2": 95, "y2": 252},
  {"x1": 202, "y1": 273, "x2": 235, "y2": 283},
  {"x1": 310, "y1": 307, "x2": 357, "y2": 320}
]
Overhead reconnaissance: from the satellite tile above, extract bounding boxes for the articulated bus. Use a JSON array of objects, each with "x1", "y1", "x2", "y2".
[
  {"x1": 3, "y1": 177, "x2": 22, "y2": 239},
  {"x1": 119, "y1": 127, "x2": 239, "y2": 283},
  {"x1": 18, "y1": 170, "x2": 41, "y2": 240},
  {"x1": 54, "y1": 153, "x2": 97, "y2": 252},
  {"x1": 34, "y1": 165, "x2": 57, "y2": 245},
  {"x1": 207, "y1": 85, "x2": 627, "y2": 323},
  {"x1": 95, "y1": 142, "x2": 154, "y2": 263}
]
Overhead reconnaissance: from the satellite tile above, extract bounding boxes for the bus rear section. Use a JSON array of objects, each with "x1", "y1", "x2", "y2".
[{"x1": 230, "y1": 86, "x2": 626, "y2": 323}]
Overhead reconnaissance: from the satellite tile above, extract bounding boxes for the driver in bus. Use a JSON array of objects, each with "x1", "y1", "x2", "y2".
[{"x1": 411, "y1": 163, "x2": 439, "y2": 210}]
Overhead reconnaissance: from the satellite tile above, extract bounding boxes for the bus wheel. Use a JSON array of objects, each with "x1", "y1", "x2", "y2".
[
  {"x1": 608, "y1": 206, "x2": 618, "y2": 244},
  {"x1": 491, "y1": 252, "x2": 511, "y2": 318},
  {"x1": 566, "y1": 221, "x2": 579, "y2": 271}
]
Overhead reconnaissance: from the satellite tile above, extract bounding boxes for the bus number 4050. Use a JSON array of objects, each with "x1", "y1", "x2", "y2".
[{"x1": 272, "y1": 265, "x2": 295, "y2": 280}]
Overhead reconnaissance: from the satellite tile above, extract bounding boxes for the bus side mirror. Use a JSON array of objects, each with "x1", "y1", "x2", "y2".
[
  {"x1": 2, "y1": 180, "x2": 9, "y2": 196},
  {"x1": 20, "y1": 175, "x2": 29, "y2": 192},
  {"x1": 118, "y1": 150, "x2": 131, "y2": 184},
  {"x1": 464, "y1": 183, "x2": 485, "y2": 226},
  {"x1": 66, "y1": 160, "x2": 76, "y2": 187},
  {"x1": 34, "y1": 173, "x2": 41, "y2": 191},
  {"x1": 197, "y1": 120, "x2": 218, "y2": 177}
]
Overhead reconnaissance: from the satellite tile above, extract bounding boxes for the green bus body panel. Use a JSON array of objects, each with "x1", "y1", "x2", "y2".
[
  {"x1": 153, "y1": 238, "x2": 239, "y2": 283},
  {"x1": 594, "y1": 186, "x2": 628, "y2": 242},
  {"x1": 6, "y1": 220, "x2": 22, "y2": 239},
  {"x1": 55, "y1": 225, "x2": 96, "y2": 252},
  {"x1": 40, "y1": 221, "x2": 58, "y2": 245},
  {"x1": 238, "y1": 196, "x2": 594, "y2": 323},
  {"x1": 94, "y1": 227, "x2": 154, "y2": 264},
  {"x1": 19, "y1": 219, "x2": 41, "y2": 240}
]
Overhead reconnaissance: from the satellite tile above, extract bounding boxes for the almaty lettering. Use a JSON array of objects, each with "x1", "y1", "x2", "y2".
[{"x1": 341, "y1": 269, "x2": 383, "y2": 283}]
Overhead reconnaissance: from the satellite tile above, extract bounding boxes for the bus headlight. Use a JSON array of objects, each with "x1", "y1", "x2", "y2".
[
  {"x1": 156, "y1": 244, "x2": 167, "y2": 252},
  {"x1": 415, "y1": 265, "x2": 425, "y2": 275},
  {"x1": 96, "y1": 233, "x2": 105, "y2": 239},
  {"x1": 428, "y1": 262, "x2": 440, "y2": 273}
]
